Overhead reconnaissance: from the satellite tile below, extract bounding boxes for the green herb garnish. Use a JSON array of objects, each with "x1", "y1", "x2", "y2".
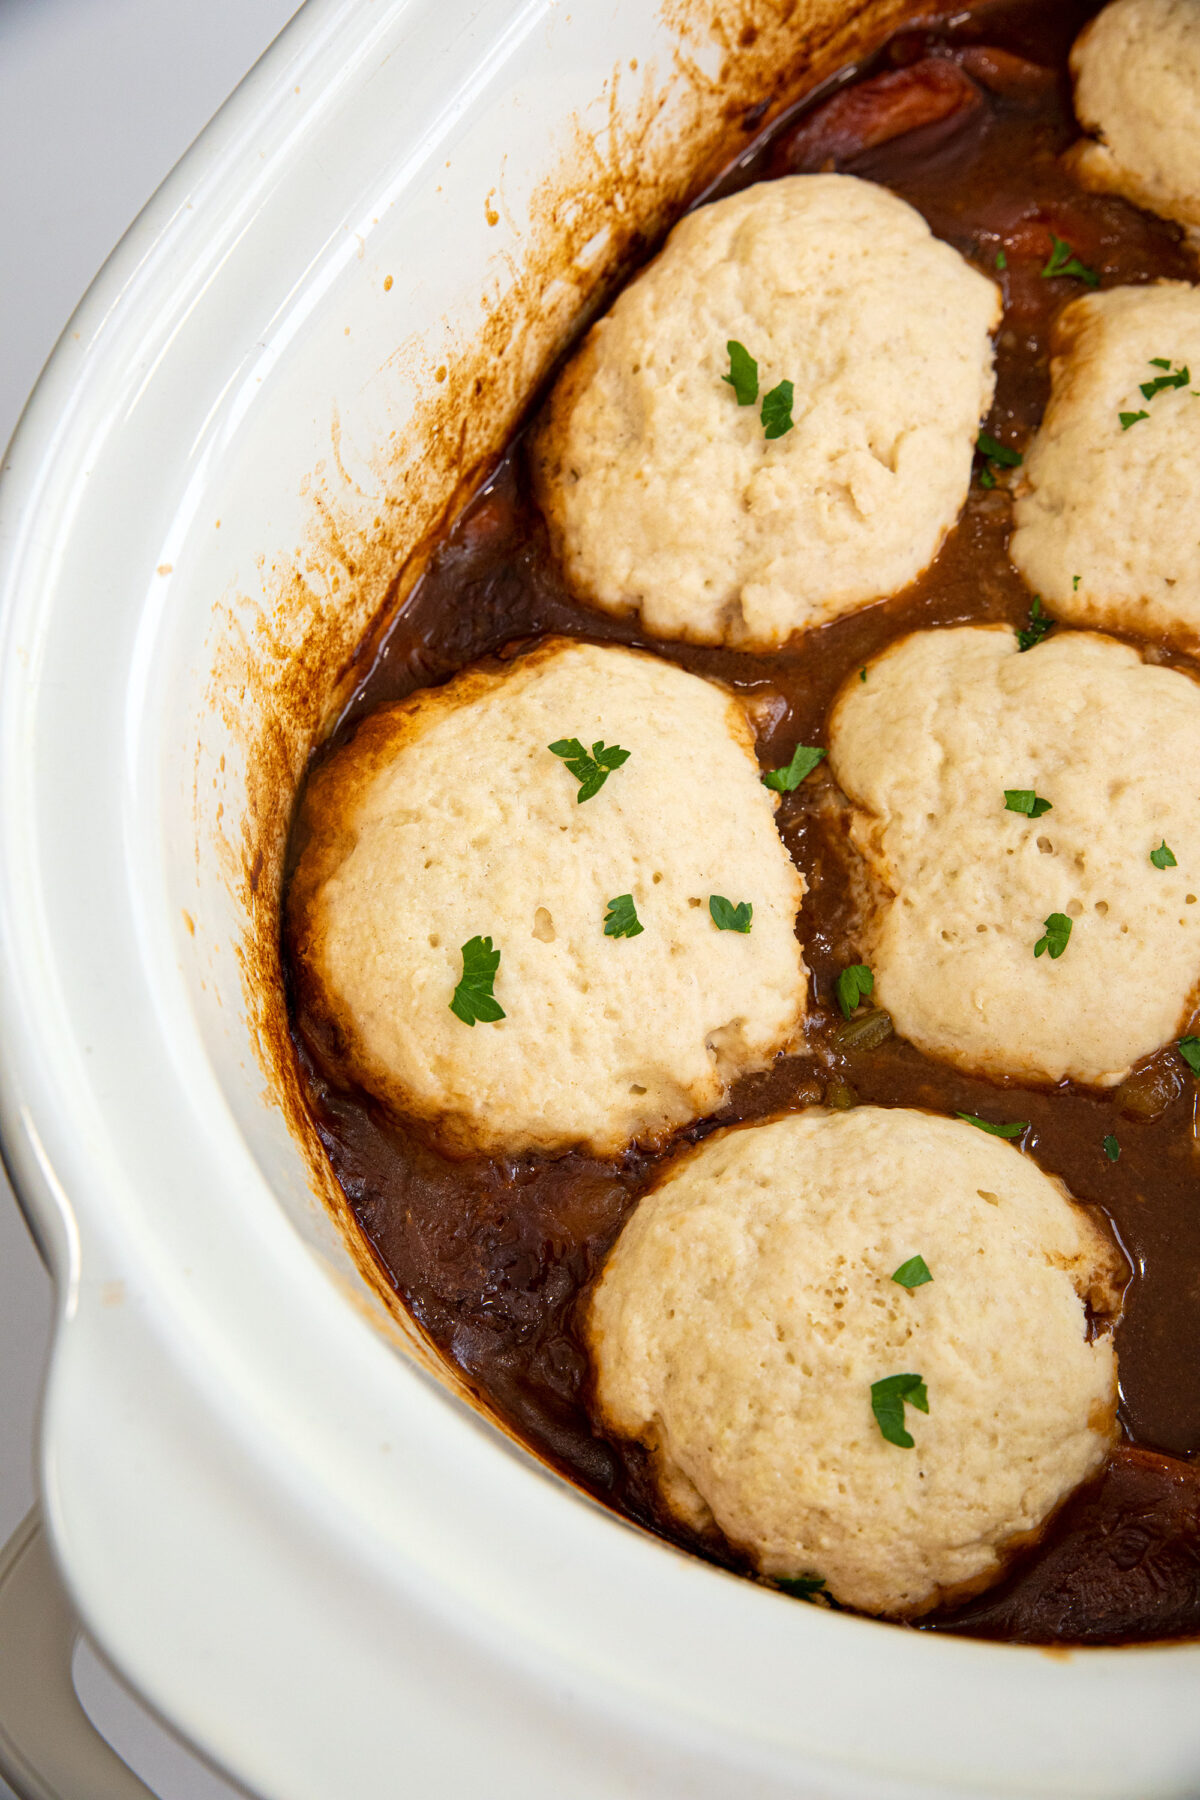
[
  {"x1": 1005, "y1": 788, "x2": 1052, "y2": 818},
  {"x1": 723, "y1": 339, "x2": 759, "y2": 407},
  {"x1": 979, "y1": 464, "x2": 997, "y2": 489},
  {"x1": 1017, "y1": 596, "x2": 1052, "y2": 651},
  {"x1": 1151, "y1": 840, "x2": 1177, "y2": 869},
  {"x1": 892, "y1": 1255, "x2": 933, "y2": 1290},
  {"x1": 1140, "y1": 360, "x2": 1190, "y2": 399},
  {"x1": 762, "y1": 743, "x2": 826, "y2": 792},
  {"x1": 709, "y1": 895, "x2": 753, "y2": 933},
  {"x1": 978, "y1": 431, "x2": 1023, "y2": 468},
  {"x1": 1179, "y1": 1037, "x2": 1200, "y2": 1075},
  {"x1": 859, "y1": 667, "x2": 868, "y2": 682},
  {"x1": 449, "y1": 935, "x2": 505, "y2": 1026},
  {"x1": 1120, "y1": 409, "x2": 1150, "y2": 430},
  {"x1": 996, "y1": 248, "x2": 1008, "y2": 270},
  {"x1": 603, "y1": 894, "x2": 644, "y2": 939},
  {"x1": 836, "y1": 963, "x2": 874, "y2": 1019},
  {"x1": 1073, "y1": 575, "x2": 1081, "y2": 591},
  {"x1": 871, "y1": 1373, "x2": 929, "y2": 1449},
  {"x1": 548, "y1": 737, "x2": 630, "y2": 803},
  {"x1": 1034, "y1": 911, "x2": 1073, "y2": 959},
  {"x1": 1040, "y1": 235, "x2": 1099, "y2": 286},
  {"x1": 761, "y1": 379, "x2": 795, "y2": 440},
  {"x1": 776, "y1": 1574, "x2": 827, "y2": 1601},
  {"x1": 956, "y1": 1112, "x2": 1028, "y2": 1139},
  {"x1": 1103, "y1": 1134, "x2": 1121, "y2": 1163}
]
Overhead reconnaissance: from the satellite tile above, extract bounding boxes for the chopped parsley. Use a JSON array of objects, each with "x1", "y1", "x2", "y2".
[
  {"x1": 1017, "y1": 595, "x2": 1052, "y2": 651},
  {"x1": 449, "y1": 935, "x2": 505, "y2": 1026},
  {"x1": 776, "y1": 1574, "x2": 827, "y2": 1601},
  {"x1": 956, "y1": 1112, "x2": 1028, "y2": 1139},
  {"x1": 1151, "y1": 840, "x2": 1178, "y2": 870},
  {"x1": 1073, "y1": 574, "x2": 1081, "y2": 591},
  {"x1": 761, "y1": 378, "x2": 795, "y2": 440},
  {"x1": 859, "y1": 667, "x2": 868, "y2": 682},
  {"x1": 870, "y1": 1373, "x2": 929, "y2": 1449},
  {"x1": 762, "y1": 742, "x2": 826, "y2": 791},
  {"x1": 1120, "y1": 409, "x2": 1150, "y2": 430},
  {"x1": 1040, "y1": 234, "x2": 1100, "y2": 286},
  {"x1": 996, "y1": 247, "x2": 1008, "y2": 271},
  {"x1": 1140, "y1": 359, "x2": 1190, "y2": 399},
  {"x1": 709, "y1": 894, "x2": 753, "y2": 933},
  {"x1": 548, "y1": 737, "x2": 630, "y2": 803},
  {"x1": 836, "y1": 963, "x2": 874, "y2": 1019},
  {"x1": 1178, "y1": 1037, "x2": 1200, "y2": 1075},
  {"x1": 1103, "y1": 1134, "x2": 1121, "y2": 1163},
  {"x1": 892, "y1": 1255, "x2": 933, "y2": 1290},
  {"x1": 1034, "y1": 911, "x2": 1073, "y2": 959},
  {"x1": 603, "y1": 893, "x2": 644, "y2": 939},
  {"x1": 722, "y1": 339, "x2": 759, "y2": 407},
  {"x1": 1005, "y1": 788, "x2": 1052, "y2": 818},
  {"x1": 977, "y1": 431, "x2": 1023, "y2": 468}
]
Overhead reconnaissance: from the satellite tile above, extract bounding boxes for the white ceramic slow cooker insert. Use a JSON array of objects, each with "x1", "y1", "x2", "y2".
[{"x1": 1, "y1": 0, "x2": 1199, "y2": 1794}]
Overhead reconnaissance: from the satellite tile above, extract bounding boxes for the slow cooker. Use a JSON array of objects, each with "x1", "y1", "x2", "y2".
[{"x1": 0, "y1": 0, "x2": 1198, "y2": 1793}]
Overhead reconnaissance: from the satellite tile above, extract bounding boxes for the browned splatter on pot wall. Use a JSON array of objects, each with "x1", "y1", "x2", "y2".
[{"x1": 206, "y1": 0, "x2": 939, "y2": 1371}]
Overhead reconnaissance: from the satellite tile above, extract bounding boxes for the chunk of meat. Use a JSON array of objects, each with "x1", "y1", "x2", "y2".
[
  {"x1": 929, "y1": 1447, "x2": 1200, "y2": 1644},
  {"x1": 957, "y1": 46, "x2": 1057, "y2": 97},
  {"x1": 774, "y1": 59, "x2": 982, "y2": 173}
]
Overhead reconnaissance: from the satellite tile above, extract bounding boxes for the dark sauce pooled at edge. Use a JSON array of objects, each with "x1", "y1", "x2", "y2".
[{"x1": 284, "y1": 0, "x2": 1200, "y2": 1644}]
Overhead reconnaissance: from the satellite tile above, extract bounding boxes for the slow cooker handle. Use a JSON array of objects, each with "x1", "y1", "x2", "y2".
[{"x1": 0, "y1": 1508, "x2": 156, "y2": 1800}]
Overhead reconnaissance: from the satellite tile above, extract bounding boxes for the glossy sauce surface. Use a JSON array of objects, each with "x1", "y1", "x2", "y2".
[{"x1": 285, "y1": 0, "x2": 1200, "y2": 1643}]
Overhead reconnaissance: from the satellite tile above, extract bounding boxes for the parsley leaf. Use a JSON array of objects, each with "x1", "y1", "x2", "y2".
[
  {"x1": 776, "y1": 1574, "x2": 827, "y2": 1601},
  {"x1": 1103, "y1": 1134, "x2": 1121, "y2": 1163},
  {"x1": 723, "y1": 339, "x2": 759, "y2": 407},
  {"x1": 980, "y1": 464, "x2": 997, "y2": 489},
  {"x1": 1073, "y1": 574, "x2": 1081, "y2": 591},
  {"x1": 1005, "y1": 788, "x2": 1052, "y2": 818},
  {"x1": 870, "y1": 1372, "x2": 929, "y2": 1449},
  {"x1": 977, "y1": 431, "x2": 1023, "y2": 468},
  {"x1": 548, "y1": 737, "x2": 630, "y2": 803},
  {"x1": 1034, "y1": 911, "x2": 1073, "y2": 959},
  {"x1": 1120, "y1": 409, "x2": 1149, "y2": 430},
  {"x1": 892, "y1": 1255, "x2": 933, "y2": 1290},
  {"x1": 1178, "y1": 1037, "x2": 1200, "y2": 1075},
  {"x1": 1140, "y1": 360, "x2": 1189, "y2": 399},
  {"x1": 836, "y1": 963, "x2": 874, "y2": 1019},
  {"x1": 449, "y1": 935, "x2": 505, "y2": 1026},
  {"x1": 603, "y1": 893, "x2": 644, "y2": 939},
  {"x1": 956, "y1": 1112, "x2": 1028, "y2": 1139},
  {"x1": 761, "y1": 379, "x2": 795, "y2": 440},
  {"x1": 762, "y1": 743, "x2": 825, "y2": 792},
  {"x1": 1016, "y1": 596, "x2": 1052, "y2": 652},
  {"x1": 859, "y1": 667, "x2": 868, "y2": 682},
  {"x1": 996, "y1": 248, "x2": 1008, "y2": 271},
  {"x1": 1040, "y1": 235, "x2": 1100, "y2": 286},
  {"x1": 709, "y1": 894, "x2": 753, "y2": 933},
  {"x1": 1151, "y1": 840, "x2": 1177, "y2": 869}
]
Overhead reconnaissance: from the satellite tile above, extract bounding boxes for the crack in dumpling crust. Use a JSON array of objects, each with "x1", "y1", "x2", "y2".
[
  {"x1": 829, "y1": 624, "x2": 1200, "y2": 1087},
  {"x1": 588, "y1": 1107, "x2": 1121, "y2": 1617},
  {"x1": 533, "y1": 175, "x2": 999, "y2": 649},
  {"x1": 287, "y1": 638, "x2": 807, "y2": 1157}
]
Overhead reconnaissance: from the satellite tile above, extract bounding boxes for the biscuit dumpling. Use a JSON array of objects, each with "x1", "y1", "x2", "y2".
[
  {"x1": 587, "y1": 1107, "x2": 1121, "y2": 1617},
  {"x1": 829, "y1": 624, "x2": 1200, "y2": 1087},
  {"x1": 286, "y1": 638, "x2": 807, "y2": 1157},
  {"x1": 1010, "y1": 283, "x2": 1200, "y2": 646},
  {"x1": 533, "y1": 175, "x2": 999, "y2": 649},
  {"x1": 1069, "y1": 0, "x2": 1200, "y2": 235}
]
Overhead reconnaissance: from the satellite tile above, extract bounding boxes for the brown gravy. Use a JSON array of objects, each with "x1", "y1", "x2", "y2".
[{"x1": 284, "y1": 0, "x2": 1200, "y2": 1643}]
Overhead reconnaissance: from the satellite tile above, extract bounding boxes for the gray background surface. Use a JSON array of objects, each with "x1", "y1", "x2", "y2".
[{"x1": 0, "y1": 1, "x2": 300, "y2": 1790}]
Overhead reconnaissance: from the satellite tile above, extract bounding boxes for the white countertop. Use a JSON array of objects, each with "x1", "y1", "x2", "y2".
[{"x1": 0, "y1": 2, "x2": 298, "y2": 1791}]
